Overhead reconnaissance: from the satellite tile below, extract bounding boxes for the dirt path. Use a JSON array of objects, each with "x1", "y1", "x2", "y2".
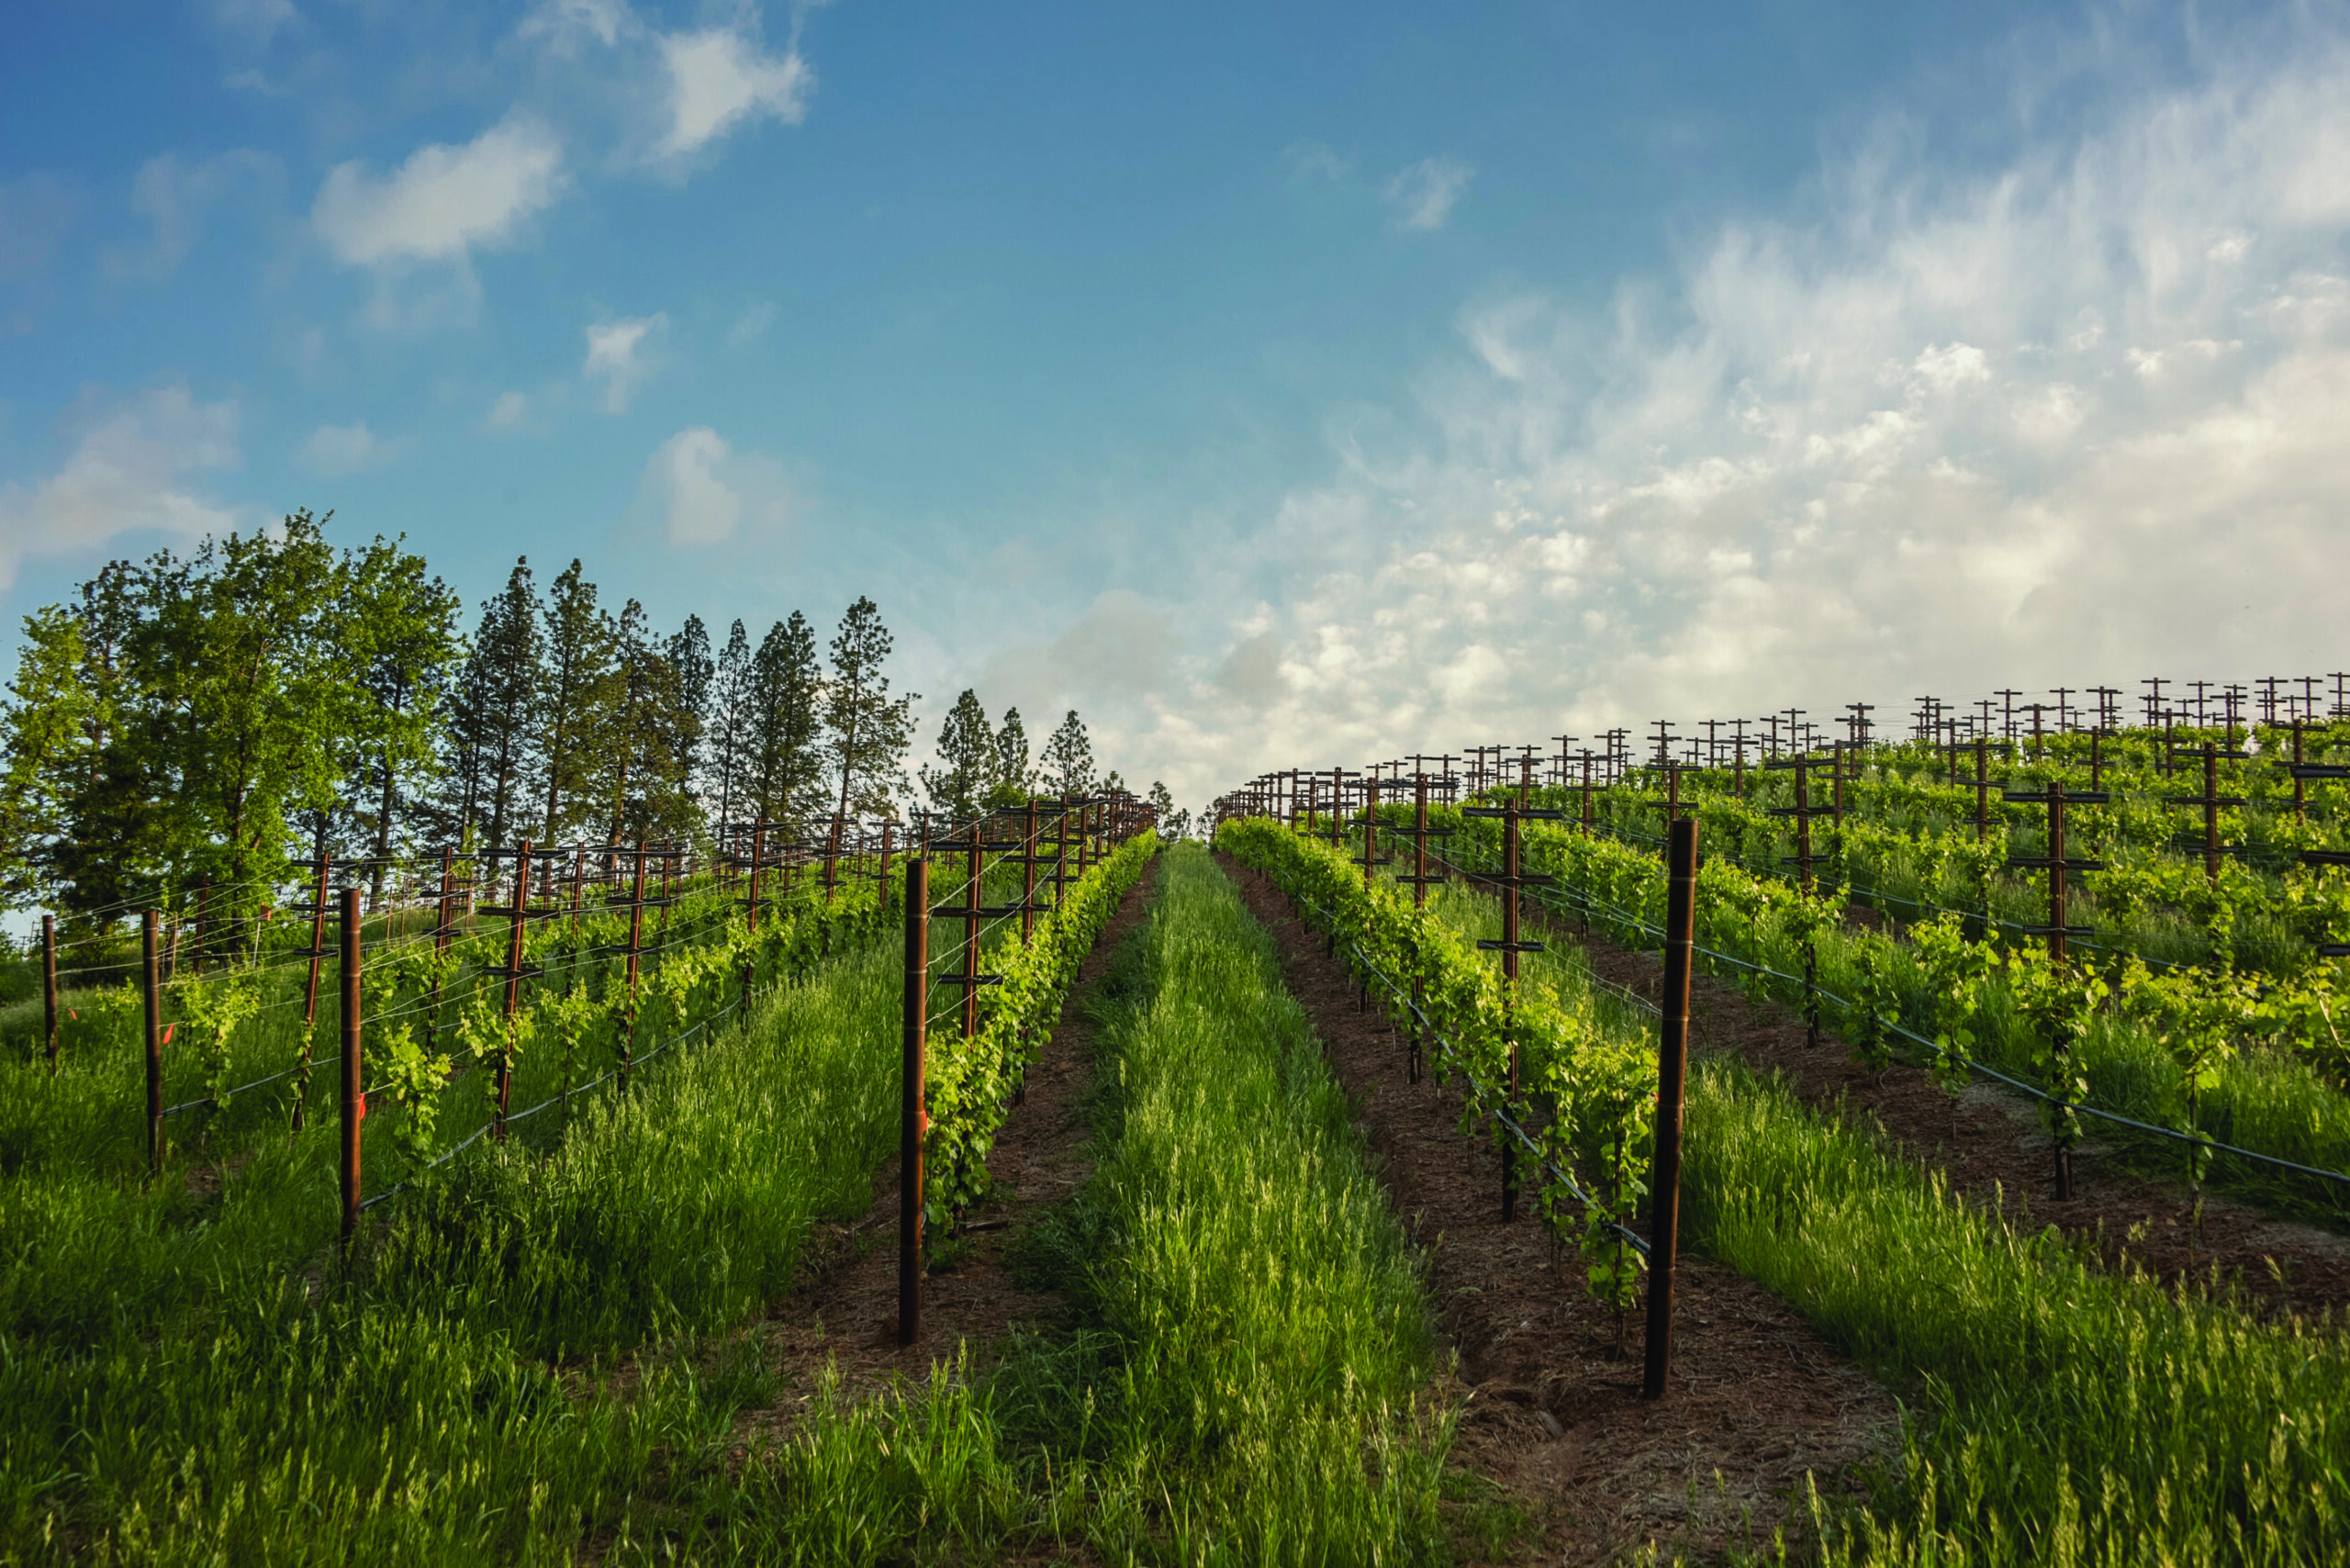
[
  {"x1": 1561, "y1": 913, "x2": 2350, "y2": 1318},
  {"x1": 1217, "y1": 854, "x2": 1896, "y2": 1566},
  {"x1": 734, "y1": 868, "x2": 1160, "y2": 1440}
]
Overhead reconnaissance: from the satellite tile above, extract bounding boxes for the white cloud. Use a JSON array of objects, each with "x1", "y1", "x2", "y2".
[
  {"x1": 1053, "y1": 29, "x2": 2350, "y2": 810},
  {"x1": 518, "y1": 0, "x2": 628, "y2": 52},
  {"x1": 296, "y1": 420, "x2": 393, "y2": 476},
  {"x1": 655, "y1": 27, "x2": 811, "y2": 161},
  {"x1": 487, "y1": 390, "x2": 532, "y2": 429},
  {"x1": 1382, "y1": 156, "x2": 1473, "y2": 230},
  {"x1": 583, "y1": 313, "x2": 666, "y2": 412},
  {"x1": 0, "y1": 385, "x2": 239, "y2": 589},
  {"x1": 642, "y1": 426, "x2": 791, "y2": 545},
  {"x1": 312, "y1": 112, "x2": 565, "y2": 266},
  {"x1": 726, "y1": 299, "x2": 776, "y2": 346}
]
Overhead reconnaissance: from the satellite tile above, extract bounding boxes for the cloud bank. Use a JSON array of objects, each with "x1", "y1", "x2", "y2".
[{"x1": 1026, "y1": 30, "x2": 2350, "y2": 809}]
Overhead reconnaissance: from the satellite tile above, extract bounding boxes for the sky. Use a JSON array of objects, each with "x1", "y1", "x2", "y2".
[{"x1": 4, "y1": 0, "x2": 2348, "y2": 813}]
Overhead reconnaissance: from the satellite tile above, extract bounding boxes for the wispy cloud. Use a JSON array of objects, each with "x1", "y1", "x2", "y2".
[
  {"x1": 726, "y1": 299, "x2": 776, "y2": 347},
  {"x1": 295, "y1": 420, "x2": 395, "y2": 476},
  {"x1": 641, "y1": 426, "x2": 792, "y2": 545},
  {"x1": 1060, "y1": 31, "x2": 2350, "y2": 806},
  {"x1": 583, "y1": 312, "x2": 667, "y2": 412},
  {"x1": 1283, "y1": 140, "x2": 1352, "y2": 183},
  {"x1": 107, "y1": 150, "x2": 281, "y2": 280},
  {"x1": 0, "y1": 384, "x2": 240, "y2": 589},
  {"x1": 1382, "y1": 156, "x2": 1473, "y2": 230}
]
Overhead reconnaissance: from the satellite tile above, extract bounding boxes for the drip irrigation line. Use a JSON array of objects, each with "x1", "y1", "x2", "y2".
[
  {"x1": 359, "y1": 992, "x2": 752, "y2": 1211},
  {"x1": 1266, "y1": 869, "x2": 1651, "y2": 1258},
  {"x1": 1433, "y1": 837, "x2": 2350, "y2": 1195}
]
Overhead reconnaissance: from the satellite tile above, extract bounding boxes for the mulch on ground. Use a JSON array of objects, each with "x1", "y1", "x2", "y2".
[
  {"x1": 1218, "y1": 854, "x2": 1897, "y2": 1567},
  {"x1": 731, "y1": 871, "x2": 1159, "y2": 1448}
]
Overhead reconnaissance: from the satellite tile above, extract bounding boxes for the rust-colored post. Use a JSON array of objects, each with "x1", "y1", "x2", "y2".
[
  {"x1": 1642, "y1": 816, "x2": 1698, "y2": 1401},
  {"x1": 142, "y1": 910, "x2": 162, "y2": 1177},
  {"x1": 1501, "y1": 804, "x2": 1522, "y2": 1222},
  {"x1": 2049, "y1": 784, "x2": 2074, "y2": 1201},
  {"x1": 623, "y1": 840, "x2": 646, "y2": 1088},
  {"x1": 422, "y1": 846, "x2": 455, "y2": 1061},
  {"x1": 496, "y1": 841, "x2": 531, "y2": 1139},
  {"x1": 303, "y1": 853, "x2": 332, "y2": 1028},
  {"x1": 2202, "y1": 745, "x2": 2221, "y2": 883},
  {"x1": 962, "y1": 822, "x2": 985, "y2": 1040},
  {"x1": 41, "y1": 914, "x2": 57, "y2": 1067},
  {"x1": 1023, "y1": 799, "x2": 1039, "y2": 943},
  {"x1": 1975, "y1": 736, "x2": 1989, "y2": 842},
  {"x1": 340, "y1": 887, "x2": 363, "y2": 1242},
  {"x1": 899, "y1": 857, "x2": 929, "y2": 1346},
  {"x1": 744, "y1": 819, "x2": 767, "y2": 1015}
]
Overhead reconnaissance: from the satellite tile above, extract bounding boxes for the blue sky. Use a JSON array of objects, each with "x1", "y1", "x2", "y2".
[{"x1": 4, "y1": 0, "x2": 2348, "y2": 809}]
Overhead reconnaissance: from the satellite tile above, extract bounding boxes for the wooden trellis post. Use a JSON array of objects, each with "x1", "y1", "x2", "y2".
[
  {"x1": 1463, "y1": 776, "x2": 1564, "y2": 1223},
  {"x1": 2002, "y1": 781, "x2": 2107, "y2": 1200},
  {"x1": 143, "y1": 910, "x2": 162, "y2": 1178},
  {"x1": 900, "y1": 856, "x2": 928, "y2": 1346},
  {"x1": 340, "y1": 888, "x2": 363, "y2": 1243},
  {"x1": 1767, "y1": 752, "x2": 1833, "y2": 1048},
  {"x1": 1642, "y1": 816, "x2": 1698, "y2": 1402},
  {"x1": 2165, "y1": 743, "x2": 2248, "y2": 883},
  {"x1": 41, "y1": 914, "x2": 57, "y2": 1068}
]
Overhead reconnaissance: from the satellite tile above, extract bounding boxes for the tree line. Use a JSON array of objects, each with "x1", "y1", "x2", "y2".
[{"x1": 0, "y1": 511, "x2": 1160, "y2": 930}]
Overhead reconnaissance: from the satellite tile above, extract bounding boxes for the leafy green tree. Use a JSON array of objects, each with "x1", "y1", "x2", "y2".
[
  {"x1": 40, "y1": 562, "x2": 155, "y2": 922},
  {"x1": 335, "y1": 535, "x2": 460, "y2": 904},
  {"x1": 1042, "y1": 709, "x2": 1093, "y2": 796},
  {"x1": 147, "y1": 513, "x2": 347, "y2": 934},
  {"x1": 1148, "y1": 778, "x2": 1176, "y2": 834},
  {"x1": 538, "y1": 560, "x2": 618, "y2": 842},
  {"x1": 920, "y1": 689, "x2": 995, "y2": 823},
  {"x1": 0, "y1": 606, "x2": 94, "y2": 906},
  {"x1": 822, "y1": 597, "x2": 917, "y2": 823},
  {"x1": 746, "y1": 612, "x2": 823, "y2": 825},
  {"x1": 703, "y1": 618, "x2": 753, "y2": 827},
  {"x1": 990, "y1": 706, "x2": 1032, "y2": 805}
]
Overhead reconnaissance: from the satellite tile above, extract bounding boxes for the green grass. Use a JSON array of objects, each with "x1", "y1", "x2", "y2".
[
  {"x1": 1394, "y1": 846, "x2": 2350, "y2": 1565},
  {"x1": 685, "y1": 843, "x2": 1455, "y2": 1563},
  {"x1": 0, "y1": 921, "x2": 912, "y2": 1562}
]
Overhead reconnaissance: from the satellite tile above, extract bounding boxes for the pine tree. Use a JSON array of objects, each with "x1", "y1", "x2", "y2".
[
  {"x1": 538, "y1": 560, "x2": 618, "y2": 842},
  {"x1": 990, "y1": 706, "x2": 1032, "y2": 805},
  {"x1": 746, "y1": 612, "x2": 823, "y2": 825},
  {"x1": 920, "y1": 689, "x2": 994, "y2": 823},
  {"x1": 601, "y1": 599, "x2": 698, "y2": 844},
  {"x1": 822, "y1": 597, "x2": 917, "y2": 823},
  {"x1": 704, "y1": 618, "x2": 752, "y2": 828},
  {"x1": 431, "y1": 559, "x2": 542, "y2": 852},
  {"x1": 667, "y1": 614, "x2": 713, "y2": 797},
  {"x1": 1042, "y1": 709, "x2": 1093, "y2": 796}
]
